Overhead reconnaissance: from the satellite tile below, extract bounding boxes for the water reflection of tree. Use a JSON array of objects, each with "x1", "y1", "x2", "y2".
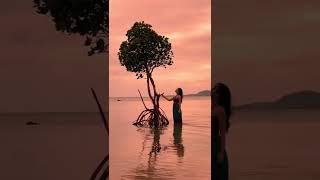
[
  {"x1": 142, "y1": 128, "x2": 163, "y2": 177},
  {"x1": 144, "y1": 128, "x2": 162, "y2": 179},
  {"x1": 124, "y1": 128, "x2": 175, "y2": 179},
  {"x1": 125, "y1": 125, "x2": 185, "y2": 179},
  {"x1": 149, "y1": 128, "x2": 162, "y2": 156}
]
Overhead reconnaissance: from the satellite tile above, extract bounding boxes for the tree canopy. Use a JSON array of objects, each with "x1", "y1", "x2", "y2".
[
  {"x1": 118, "y1": 21, "x2": 173, "y2": 79},
  {"x1": 33, "y1": 0, "x2": 108, "y2": 56}
]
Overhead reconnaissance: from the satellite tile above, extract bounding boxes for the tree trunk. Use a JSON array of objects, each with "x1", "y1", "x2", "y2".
[
  {"x1": 151, "y1": 75, "x2": 160, "y2": 125},
  {"x1": 146, "y1": 75, "x2": 154, "y2": 105},
  {"x1": 146, "y1": 72, "x2": 161, "y2": 127},
  {"x1": 133, "y1": 69, "x2": 168, "y2": 128}
]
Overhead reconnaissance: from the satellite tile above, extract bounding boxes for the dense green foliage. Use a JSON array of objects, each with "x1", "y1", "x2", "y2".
[
  {"x1": 34, "y1": 0, "x2": 108, "y2": 56},
  {"x1": 118, "y1": 21, "x2": 173, "y2": 79}
]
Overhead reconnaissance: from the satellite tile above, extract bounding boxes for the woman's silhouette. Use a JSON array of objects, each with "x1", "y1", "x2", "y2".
[
  {"x1": 212, "y1": 83, "x2": 231, "y2": 180},
  {"x1": 161, "y1": 88, "x2": 183, "y2": 124}
]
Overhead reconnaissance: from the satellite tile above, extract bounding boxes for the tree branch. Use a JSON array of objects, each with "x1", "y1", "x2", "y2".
[
  {"x1": 138, "y1": 89, "x2": 149, "y2": 110},
  {"x1": 146, "y1": 74, "x2": 155, "y2": 105}
]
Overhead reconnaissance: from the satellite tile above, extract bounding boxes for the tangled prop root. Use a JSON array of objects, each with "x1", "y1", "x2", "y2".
[{"x1": 132, "y1": 108, "x2": 169, "y2": 128}]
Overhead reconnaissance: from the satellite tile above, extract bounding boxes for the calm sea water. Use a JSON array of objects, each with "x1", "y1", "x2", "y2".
[
  {"x1": 1, "y1": 100, "x2": 318, "y2": 180},
  {"x1": 110, "y1": 96, "x2": 211, "y2": 180},
  {"x1": 0, "y1": 113, "x2": 107, "y2": 180},
  {"x1": 229, "y1": 110, "x2": 320, "y2": 180}
]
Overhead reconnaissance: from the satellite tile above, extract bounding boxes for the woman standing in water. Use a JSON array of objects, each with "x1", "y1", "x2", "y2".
[
  {"x1": 161, "y1": 88, "x2": 183, "y2": 124},
  {"x1": 213, "y1": 83, "x2": 231, "y2": 180}
]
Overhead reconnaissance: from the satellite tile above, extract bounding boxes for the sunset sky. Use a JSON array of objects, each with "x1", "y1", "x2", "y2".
[
  {"x1": 110, "y1": 0, "x2": 211, "y2": 97},
  {"x1": 214, "y1": 0, "x2": 320, "y2": 105}
]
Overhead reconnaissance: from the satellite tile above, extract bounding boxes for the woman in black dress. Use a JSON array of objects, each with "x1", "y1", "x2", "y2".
[{"x1": 213, "y1": 83, "x2": 232, "y2": 180}]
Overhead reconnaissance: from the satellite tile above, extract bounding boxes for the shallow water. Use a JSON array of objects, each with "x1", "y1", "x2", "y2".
[
  {"x1": 229, "y1": 110, "x2": 320, "y2": 180},
  {"x1": 0, "y1": 113, "x2": 107, "y2": 180},
  {"x1": 109, "y1": 96, "x2": 211, "y2": 180}
]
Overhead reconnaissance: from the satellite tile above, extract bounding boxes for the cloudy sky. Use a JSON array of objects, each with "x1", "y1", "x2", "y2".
[
  {"x1": 109, "y1": 0, "x2": 211, "y2": 97},
  {"x1": 3, "y1": 0, "x2": 318, "y2": 109},
  {"x1": 0, "y1": 0, "x2": 107, "y2": 112},
  {"x1": 214, "y1": 0, "x2": 320, "y2": 105}
]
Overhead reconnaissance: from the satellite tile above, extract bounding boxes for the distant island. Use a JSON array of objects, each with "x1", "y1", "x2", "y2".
[
  {"x1": 236, "y1": 90, "x2": 320, "y2": 110},
  {"x1": 186, "y1": 90, "x2": 211, "y2": 96}
]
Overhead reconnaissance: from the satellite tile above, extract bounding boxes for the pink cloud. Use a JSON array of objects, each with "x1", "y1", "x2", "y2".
[{"x1": 110, "y1": 0, "x2": 211, "y2": 97}]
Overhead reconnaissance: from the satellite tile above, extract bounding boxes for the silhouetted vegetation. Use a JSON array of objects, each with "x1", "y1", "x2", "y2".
[
  {"x1": 33, "y1": 1, "x2": 109, "y2": 178},
  {"x1": 90, "y1": 88, "x2": 108, "y2": 180},
  {"x1": 33, "y1": 0, "x2": 108, "y2": 56},
  {"x1": 118, "y1": 21, "x2": 174, "y2": 128}
]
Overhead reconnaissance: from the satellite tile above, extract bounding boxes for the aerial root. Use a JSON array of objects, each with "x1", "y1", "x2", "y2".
[{"x1": 132, "y1": 109, "x2": 169, "y2": 128}]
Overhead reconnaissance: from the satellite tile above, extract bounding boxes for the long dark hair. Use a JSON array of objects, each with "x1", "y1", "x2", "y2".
[
  {"x1": 177, "y1": 88, "x2": 183, "y2": 102},
  {"x1": 213, "y1": 83, "x2": 232, "y2": 131}
]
